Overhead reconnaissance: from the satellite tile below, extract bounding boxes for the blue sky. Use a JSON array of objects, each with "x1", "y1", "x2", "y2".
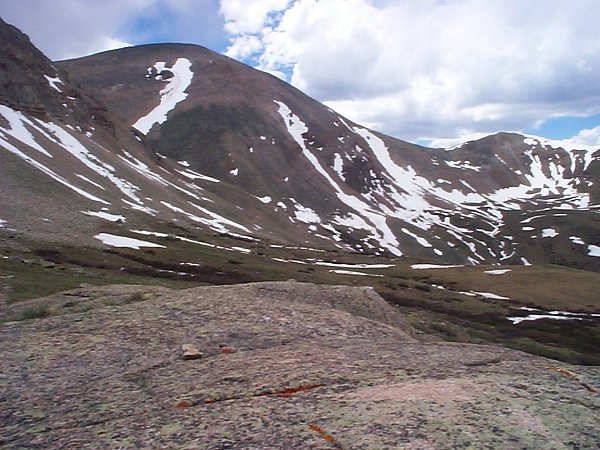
[{"x1": 1, "y1": 0, "x2": 599, "y2": 147}]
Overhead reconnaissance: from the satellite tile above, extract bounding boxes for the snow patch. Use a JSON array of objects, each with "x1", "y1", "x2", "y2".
[
  {"x1": 445, "y1": 160, "x2": 481, "y2": 171},
  {"x1": 484, "y1": 269, "x2": 512, "y2": 275},
  {"x1": 411, "y1": 264, "x2": 464, "y2": 269},
  {"x1": 82, "y1": 210, "x2": 126, "y2": 222},
  {"x1": 332, "y1": 153, "x2": 345, "y2": 181},
  {"x1": 94, "y1": 233, "x2": 165, "y2": 249},
  {"x1": 588, "y1": 245, "x2": 600, "y2": 257},
  {"x1": 290, "y1": 198, "x2": 321, "y2": 224},
  {"x1": 569, "y1": 236, "x2": 585, "y2": 245},
  {"x1": 541, "y1": 228, "x2": 559, "y2": 238},
  {"x1": 0, "y1": 126, "x2": 109, "y2": 204},
  {"x1": 401, "y1": 227, "x2": 432, "y2": 248},
  {"x1": 464, "y1": 291, "x2": 510, "y2": 300},
  {"x1": 508, "y1": 314, "x2": 583, "y2": 325},
  {"x1": 275, "y1": 100, "x2": 403, "y2": 256},
  {"x1": 256, "y1": 195, "x2": 272, "y2": 204},
  {"x1": 315, "y1": 261, "x2": 394, "y2": 269},
  {"x1": 44, "y1": 75, "x2": 63, "y2": 93},
  {"x1": 329, "y1": 269, "x2": 383, "y2": 277}
]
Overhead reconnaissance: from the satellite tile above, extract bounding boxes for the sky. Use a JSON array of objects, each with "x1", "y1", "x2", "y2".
[{"x1": 1, "y1": 0, "x2": 600, "y2": 147}]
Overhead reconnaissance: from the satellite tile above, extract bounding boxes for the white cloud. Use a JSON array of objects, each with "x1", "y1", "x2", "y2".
[
  {"x1": 222, "y1": 0, "x2": 600, "y2": 143},
  {"x1": 428, "y1": 132, "x2": 491, "y2": 150},
  {"x1": 569, "y1": 125, "x2": 600, "y2": 145},
  {"x1": 0, "y1": 0, "x2": 152, "y2": 60},
  {"x1": 224, "y1": 34, "x2": 263, "y2": 59},
  {"x1": 0, "y1": 0, "x2": 226, "y2": 60},
  {"x1": 220, "y1": 0, "x2": 290, "y2": 34}
]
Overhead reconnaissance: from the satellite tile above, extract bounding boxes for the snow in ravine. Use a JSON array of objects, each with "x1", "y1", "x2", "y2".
[
  {"x1": 588, "y1": 245, "x2": 600, "y2": 257},
  {"x1": 133, "y1": 58, "x2": 194, "y2": 134},
  {"x1": 275, "y1": 100, "x2": 403, "y2": 256},
  {"x1": 333, "y1": 153, "x2": 345, "y2": 181},
  {"x1": 44, "y1": 74, "x2": 63, "y2": 93}
]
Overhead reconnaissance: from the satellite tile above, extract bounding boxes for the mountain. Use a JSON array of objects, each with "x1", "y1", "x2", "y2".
[
  {"x1": 1, "y1": 15, "x2": 598, "y2": 270},
  {"x1": 57, "y1": 43, "x2": 600, "y2": 270},
  {"x1": 1, "y1": 18, "x2": 600, "y2": 446},
  {"x1": 1, "y1": 17, "x2": 600, "y2": 366}
]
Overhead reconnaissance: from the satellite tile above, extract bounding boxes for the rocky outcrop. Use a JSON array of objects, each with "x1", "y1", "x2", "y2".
[
  {"x1": 0, "y1": 17, "x2": 112, "y2": 129},
  {"x1": 1, "y1": 281, "x2": 598, "y2": 449}
]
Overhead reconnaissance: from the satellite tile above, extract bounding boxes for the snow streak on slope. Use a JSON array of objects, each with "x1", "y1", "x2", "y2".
[
  {"x1": 0, "y1": 107, "x2": 109, "y2": 204},
  {"x1": 41, "y1": 122, "x2": 143, "y2": 203},
  {"x1": 1, "y1": 104, "x2": 144, "y2": 206},
  {"x1": 274, "y1": 100, "x2": 403, "y2": 256},
  {"x1": 0, "y1": 133, "x2": 108, "y2": 204},
  {"x1": 0, "y1": 106, "x2": 53, "y2": 157},
  {"x1": 133, "y1": 58, "x2": 194, "y2": 134}
]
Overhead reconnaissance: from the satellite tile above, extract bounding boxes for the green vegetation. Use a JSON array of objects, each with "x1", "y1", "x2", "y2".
[
  {"x1": 1, "y1": 225, "x2": 599, "y2": 364},
  {"x1": 10, "y1": 303, "x2": 58, "y2": 321}
]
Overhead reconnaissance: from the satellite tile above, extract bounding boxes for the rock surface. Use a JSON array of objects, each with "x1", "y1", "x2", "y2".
[
  {"x1": 0, "y1": 281, "x2": 599, "y2": 449},
  {"x1": 181, "y1": 344, "x2": 203, "y2": 360}
]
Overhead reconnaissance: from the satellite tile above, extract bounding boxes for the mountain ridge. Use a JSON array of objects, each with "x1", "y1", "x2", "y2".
[{"x1": 1, "y1": 16, "x2": 599, "y2": 270}]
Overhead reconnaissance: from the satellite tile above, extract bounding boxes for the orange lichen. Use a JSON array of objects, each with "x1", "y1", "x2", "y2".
[
  {"x1": 276, "y1": 384, "x2": 323, "y2": 398},
  {"x1": 221, "y1": 347, "x2": 236, "y2": 354},
  {"x1": 177, "y1": 383, "x2": 324, "y2": 408},
  {"x1": 549, "y1": 366, "x2": 598, "y2": 393},
  {"x1": 309, "y1": 424, "x2": 345, "y2": 449}
]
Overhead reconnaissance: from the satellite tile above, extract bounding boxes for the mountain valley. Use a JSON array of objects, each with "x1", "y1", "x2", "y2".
[{"x1": 1, "y1": 15, "x2": 600, "y2": 448}]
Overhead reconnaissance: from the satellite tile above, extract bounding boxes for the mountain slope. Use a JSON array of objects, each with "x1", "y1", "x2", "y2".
[
  {"x1": 57, "y1": 43, "x2": 600, "y2": 269},
  {"x1": 1, "y1": 16, "x2": 600, "y2": 375},
  {"x1": 0, "y1": 15, "x2": 598, "y2": 270}
]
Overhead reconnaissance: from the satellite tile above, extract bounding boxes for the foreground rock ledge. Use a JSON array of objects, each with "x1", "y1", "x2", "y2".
[{"x1": 1, "y1": 281, "x2": 598, "y2": 449}]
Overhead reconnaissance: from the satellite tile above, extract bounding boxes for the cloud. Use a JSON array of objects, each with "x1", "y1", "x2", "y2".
[
  {"x1": 220, "y1": 0, "x2": 290, "y2": 34},
  {"x1": 569, "y1": 125, "x2": 600, "y2": 145},
  {"x1": 222, "y1": 0, "x2": 600, "y2": 143},
  {"x1": 0, "y1": 0, "x2": 226, "y2": 60},
  {"x1": 0, "y1": 0, "x2": 150, "y2": 59}
]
